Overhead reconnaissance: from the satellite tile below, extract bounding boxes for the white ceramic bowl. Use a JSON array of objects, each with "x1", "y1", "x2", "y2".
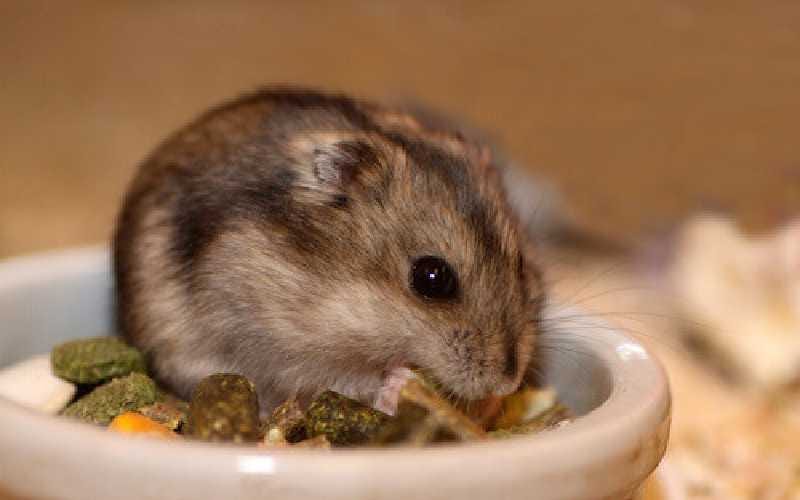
[{"x1": 0, "y1": 247, "x2": 670, "y2": 500}]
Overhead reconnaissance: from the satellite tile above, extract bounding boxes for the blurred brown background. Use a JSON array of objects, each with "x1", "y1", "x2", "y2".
[{"x1": 1, "y1": 0, "x2": 799, "y2": 258}]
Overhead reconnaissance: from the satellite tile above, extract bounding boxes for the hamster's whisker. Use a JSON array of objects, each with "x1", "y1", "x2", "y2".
[{"x1": 547, "y1": 260, "x2": 632, "y2": 305}]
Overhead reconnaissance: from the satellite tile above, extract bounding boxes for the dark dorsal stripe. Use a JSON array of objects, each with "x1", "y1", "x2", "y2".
[{"x1": 384, "y1": 132, "x2": 505, "y2": 262}]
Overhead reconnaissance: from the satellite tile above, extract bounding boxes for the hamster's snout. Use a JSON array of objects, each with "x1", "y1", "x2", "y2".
[{"x1": 432, "y1": 326, "x2": 531, "y2": 401}]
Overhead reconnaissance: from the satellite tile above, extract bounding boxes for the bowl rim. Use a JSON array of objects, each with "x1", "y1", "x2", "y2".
[{"x1": 0, "y1": 246, "x2": 671, "y2": 497}]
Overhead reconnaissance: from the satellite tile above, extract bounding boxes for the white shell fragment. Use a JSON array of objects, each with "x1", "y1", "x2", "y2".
[
  {"x1": 0, "y1": 354, "x2": 76, "y2": 414},
  {"x1": 672, "y1": 214, "x2": 800, "y2": 387}
]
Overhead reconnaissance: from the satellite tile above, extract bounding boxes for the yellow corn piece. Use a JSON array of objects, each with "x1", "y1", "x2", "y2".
[{"x1": 108, "y1": 411, "x2": 177, "y2": 439}]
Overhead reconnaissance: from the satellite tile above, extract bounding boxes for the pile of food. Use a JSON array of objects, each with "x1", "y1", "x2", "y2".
[{"x1": 25, "y1": 336, "x2": 571, "y2": 448}]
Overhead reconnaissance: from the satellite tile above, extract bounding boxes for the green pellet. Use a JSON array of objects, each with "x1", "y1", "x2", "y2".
[
  {"x1": 51, "y1": 337, "x2": 146, "y2": 385},
  {"x1": 306, "y1": 391, "x2": 390, "y2": 446},
  {"x1": 186, "y1": 373, "x2": 262, "y2": 443},
  {"x1": 62, "y1": 372, "x2": 157, "y2": 425}
]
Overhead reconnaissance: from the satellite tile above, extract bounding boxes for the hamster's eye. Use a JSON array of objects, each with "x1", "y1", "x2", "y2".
[{"x1": 410, "y1": 256, "x2": 459, "y2": 300}]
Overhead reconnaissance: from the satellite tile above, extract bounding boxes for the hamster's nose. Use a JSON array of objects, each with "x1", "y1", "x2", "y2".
[{"x1": 492, "y1": 340, "x2": 524, "y2": 396}]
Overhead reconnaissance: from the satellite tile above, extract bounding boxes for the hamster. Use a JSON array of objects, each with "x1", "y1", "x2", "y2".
[{"x1": 113, "y1": 88, "x2": 545, "y2": 413}]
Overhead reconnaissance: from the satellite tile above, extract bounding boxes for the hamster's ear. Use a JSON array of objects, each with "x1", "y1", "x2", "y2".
[
  {"x1": 290, "y1": 133, "x2": 380, "y2": 196},
  {"x1": 311, "y1": 140, "x2": 377, "y2": 189}
]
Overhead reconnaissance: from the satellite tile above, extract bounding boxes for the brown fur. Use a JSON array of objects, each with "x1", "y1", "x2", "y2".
[{"x1": 114, "y1": 87, "x2": 544, "y2": 412}]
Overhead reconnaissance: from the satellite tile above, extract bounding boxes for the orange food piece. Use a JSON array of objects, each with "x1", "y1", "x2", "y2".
[{"x1": 108, "y1": 411, "x2": 177, "y2": 439}]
